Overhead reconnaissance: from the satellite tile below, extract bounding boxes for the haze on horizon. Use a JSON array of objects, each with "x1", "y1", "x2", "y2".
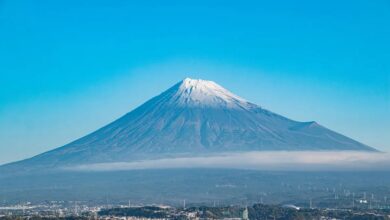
[{"x1": 0, "y1": 0, "x2": 389, "y2": 165}]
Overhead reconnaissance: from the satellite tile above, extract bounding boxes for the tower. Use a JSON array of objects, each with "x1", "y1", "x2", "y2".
[{"x1": 242, "y1": 207, "x2": 249, "y2": 220}]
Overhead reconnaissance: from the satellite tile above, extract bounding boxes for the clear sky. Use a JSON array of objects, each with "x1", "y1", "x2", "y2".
[{"x1": 0, "y1": 0, "x2": 389, "y2": 164}]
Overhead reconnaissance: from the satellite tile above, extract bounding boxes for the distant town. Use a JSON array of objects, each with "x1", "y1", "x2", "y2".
[{"x1": 1, "y1": 199, "x2": 390, "y2": 220}]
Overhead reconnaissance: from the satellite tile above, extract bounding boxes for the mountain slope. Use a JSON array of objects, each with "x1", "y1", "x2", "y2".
[{"x1": 1, "y1": 78, "x2": 376, "y2": 171}]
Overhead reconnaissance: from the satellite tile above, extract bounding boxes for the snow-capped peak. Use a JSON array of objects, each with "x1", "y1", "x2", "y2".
[{"x1": 170, "y1": 78, "x2": 250, "y2": 109}]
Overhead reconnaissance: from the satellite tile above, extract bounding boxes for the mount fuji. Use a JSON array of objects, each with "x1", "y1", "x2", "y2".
[{"x1": 1, "y1": 78, "x2": 376, "y2": 172}]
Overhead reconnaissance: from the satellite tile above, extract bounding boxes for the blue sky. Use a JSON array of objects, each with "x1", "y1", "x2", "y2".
[{"x1": 0, "y1": 0, "x2": 389, "y2": 164}]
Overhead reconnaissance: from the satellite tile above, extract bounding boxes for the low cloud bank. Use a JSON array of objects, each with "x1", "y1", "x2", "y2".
[{"x1": 65, "y1": 151, "x2": 390, "y2": 171}]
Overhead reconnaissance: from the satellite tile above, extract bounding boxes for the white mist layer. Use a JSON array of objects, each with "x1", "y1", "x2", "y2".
[{"x1": 64, "y1": 151, "x2": 390, "y2": 171}]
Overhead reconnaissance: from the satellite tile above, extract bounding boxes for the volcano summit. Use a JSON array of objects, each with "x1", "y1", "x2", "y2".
[{"x1": 2, "y1": 78, "x2": 376, "y2": 171}]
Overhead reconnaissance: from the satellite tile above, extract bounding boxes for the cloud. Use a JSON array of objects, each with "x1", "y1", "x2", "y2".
[{"x1": 64, "y1": 151, "x2": 390, "y2": 172}]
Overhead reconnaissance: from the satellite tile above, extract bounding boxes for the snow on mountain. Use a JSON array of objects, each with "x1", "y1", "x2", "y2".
[
  {"x1": 1, "y1": 78, "x2": 377, "y2": 171},
  {"x1": 170, "y1": 78, "x2": 250, "y2": 108}
]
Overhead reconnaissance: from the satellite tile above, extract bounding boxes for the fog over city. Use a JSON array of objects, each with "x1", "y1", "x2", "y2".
[{"x1": 66, "y1": 151, "x2": 390, "y2": 172}]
